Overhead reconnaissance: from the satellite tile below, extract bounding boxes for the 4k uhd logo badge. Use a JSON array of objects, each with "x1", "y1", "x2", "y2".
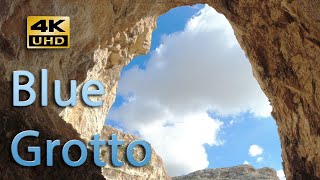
[{"x1": 27, "y1": 16, "x2": 70, "y2": 49}]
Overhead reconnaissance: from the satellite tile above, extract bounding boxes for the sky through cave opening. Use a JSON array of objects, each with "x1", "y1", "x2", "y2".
[{"x1": 105, "y1": 4, "x2": 284, "y2": 179}]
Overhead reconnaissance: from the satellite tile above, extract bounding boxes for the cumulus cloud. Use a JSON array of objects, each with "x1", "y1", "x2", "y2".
[
  {"x1": 277, "y1": 170, "x2": 286, "y2": 180},
  {"x1": 108, "y1": 5, "x2": 271, "y2": 176},
  {"x1": 248, "y1": 145, "x2": 264, "y2": 157},
  {"x1": 140, "y1": 113, "x2": 222, "y2": 175},
  {"x1": 243, "y1": 161, "x2": 250, "y2": 165}
]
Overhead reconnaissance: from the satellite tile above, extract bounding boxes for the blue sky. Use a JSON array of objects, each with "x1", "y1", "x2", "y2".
[
  {"x1": 106, "y1": 4, "x2": 284, "y2": 179},
  {"x1": 122, "y1": 5, "x2": 202, "y2": 72},
  {"x1": 206, "y1": 112, "x2": 282, "y2": 169}
]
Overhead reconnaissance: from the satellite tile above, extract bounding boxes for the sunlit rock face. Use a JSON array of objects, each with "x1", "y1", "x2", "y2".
[
  {"x1": 1, "y1": 0, "x2": 320, "y2": 179},
  {"x1": 100, "y1": 126, "x2": 170, "y2": 180},
  {"x1": 173, "y1": 165, "x2": 279, "y2": 180}
]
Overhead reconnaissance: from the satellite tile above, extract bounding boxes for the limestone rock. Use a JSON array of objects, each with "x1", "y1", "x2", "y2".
[
  {"x1": 173, "y1": 165, "x2": 279, "y2": 180},
  {"x1": 100, "y1": 126, "x2": 170, "y2": 180},
  {"x1": 0, "y1": 80, "x2": 105, "y2": 180},
  {"x1": 0, "y1": 0, "x2": 320, "y2": 179}
]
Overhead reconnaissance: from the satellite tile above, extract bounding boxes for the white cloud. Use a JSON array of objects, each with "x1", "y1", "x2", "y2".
[
  {"x1": 248, "y1": 145, "x2": 264, "y2": 157},
  {"x1": 256, "y1": 157, "x2": 264, "y2": 163},
  {"x1": 109, "y1": 5, "x2": 271, "y2": 176},
  {"x1": 277, "y1": 170, "x2": 286, "y2": 180},
  {"x1": 140, "y1": 113, "x2": 222, "y2": 175},
  {"x1": 115, "y1": 5, "x2": 271, "y2": 119},
  {"x1": 243, "y1": 161, "x2": 250, "y2": 165}
]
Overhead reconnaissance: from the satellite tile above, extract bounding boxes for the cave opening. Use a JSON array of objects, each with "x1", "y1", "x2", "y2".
[{"x1": 106, "y1": 4, "x2": 284, "y2": 179}]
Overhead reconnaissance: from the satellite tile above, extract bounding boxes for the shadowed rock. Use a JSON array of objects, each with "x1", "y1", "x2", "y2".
[{"x1": 0, "y1": 0, "x2": 319, "y2": 179}]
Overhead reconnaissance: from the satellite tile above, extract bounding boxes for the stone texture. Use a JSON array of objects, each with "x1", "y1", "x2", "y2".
[
  {"x1": 173, "y1": 165, "x2": 279, "y2": 180},
  {"x1": 101, "y1": 126, "x2": 170, "y2": 180},
  {"x1": 0, "y1": 0, "x2": 320, "y2": 179},
  {"x1": 0, "y1": 80, "x2": 105, "y2": 180}
]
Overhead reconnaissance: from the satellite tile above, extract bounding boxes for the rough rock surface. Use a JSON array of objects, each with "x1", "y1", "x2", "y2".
[
  {"x1": 0, "y1": 0, "x2": 320, "y2": 179},
  {"x1": 0, "y1": 80, "x2": 105, "y2": 180},
  {"x1": 173, "y1": 165, "x2": 279, "y2": 180},
  {"x1": 101, "y1": 126, "x2": 170, "y2": 180}
]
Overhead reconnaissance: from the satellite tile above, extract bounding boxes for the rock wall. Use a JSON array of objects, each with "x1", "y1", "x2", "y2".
[
  {"x1": 0, "y1": 0, "x2": 320, "y2": 179},
  {"x1": 173, "y1": 165, "x2": 279, "y2": 180},
  {"x1": 0, "y1": 80, "x2": 105, "y2": 179},
  {"x1": 101, "y1": 126, "x2": 170, "y2": 180}
]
